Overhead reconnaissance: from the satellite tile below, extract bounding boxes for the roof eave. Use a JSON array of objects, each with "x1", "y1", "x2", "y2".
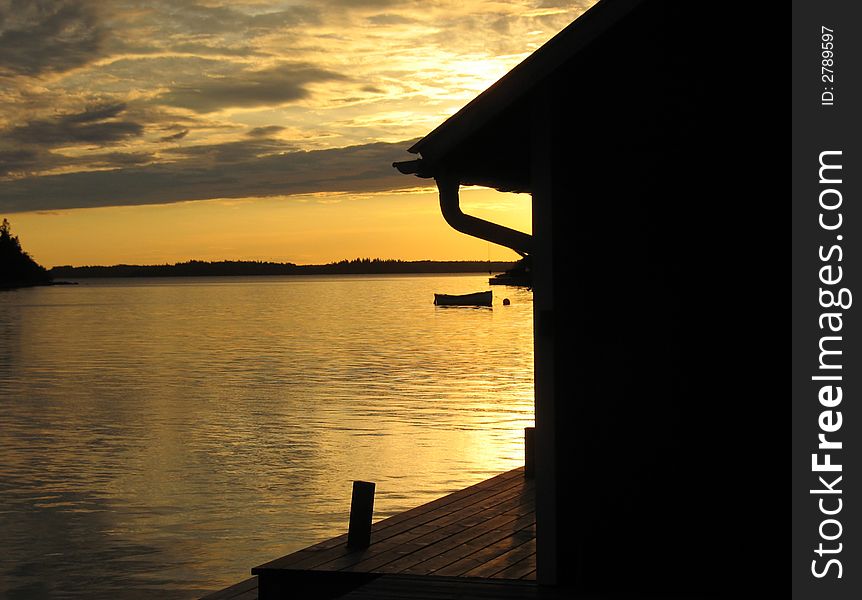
[{"x1": 407, "y1": 0, "x2": 646, "y2": 164}]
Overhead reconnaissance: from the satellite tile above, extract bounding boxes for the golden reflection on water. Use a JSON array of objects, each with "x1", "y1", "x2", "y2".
[{"x1": 0, "y1": 274, "x2": 533, "y2": 598}]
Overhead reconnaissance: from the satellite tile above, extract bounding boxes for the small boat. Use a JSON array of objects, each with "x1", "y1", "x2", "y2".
[{"x1": 434, "y1": 290, "x2": 492, "y2": 307}]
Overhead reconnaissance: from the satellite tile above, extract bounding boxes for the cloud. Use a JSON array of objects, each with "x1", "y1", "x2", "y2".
[
  {"x1": 87, "y1": 151, "x2": 152, "y2": 167},
  {"x1": 247, "y1": 126, "x2": 286, "y2": 138},
  {"x1": 536, "y1": 0, "x2": 595, "y2": 7},
  {"x1": 365, "y1": 14, "x2": 419, "y2": 26},
  {"x1": 168, "y1": 42, "x2": 268, "y2": 58},
  {"x1": 160, "y1": 129, "x2": 189, "y2": 142},
  {"x1": 0, "y1": 149, "x2": 40, "y2": 177},
  {"x1": 156, "y1": 63, "x2": 349, "y2": 113},
  {"x1": 0, "y1": 139, "x2": 423, "y2": 213},
  {"x1": 0, "y1": 0, "x2": 105, "y2": 77},
  {"x1": 162, "y1": 138, "x2": 296, "y2": 163},
  {"x1": 125, "y1": 1, "x2": 321, "y2": 37},
  {"x1": 0, "y1": 145, "x2": 152, "y2": 178},
  {"x1": 9, "y1": 103, "x2": 143, "y2": 146},
  {"x1": 63, "y1": 103, "x2": 127, "y2": 122},
  {"x1": 324, "y1": 0, "x2": 401, "y2": 7}
]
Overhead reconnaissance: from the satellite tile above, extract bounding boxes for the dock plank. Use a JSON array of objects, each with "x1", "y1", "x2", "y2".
[
  {"x1": 493, "y1": 555, "x2": 538, "y2": 580},
  {"x1": 435, "y1": 529, "x2": 536, "y2": 577},
  {"x1": 332, "y1": 490, "x2": 534, "y2": 573},
  {"x1": 392, "y1": 512, "x2": 535, "y2": 575},
  {"x1": 208, "y1": 468, "x2": 536, "y2": 599},
  {"x1": 257, "y1": 471, "x2": 530, "y2": 573},
  {"x1": 338, "y1": 574, "x2": 563, "y2": 599},
  {"x1": 199, "y1": 576, "x2": 258, "y2": 600},
  {"x1": 254, "y1": 472, "x2": 523, "y2": 566}
]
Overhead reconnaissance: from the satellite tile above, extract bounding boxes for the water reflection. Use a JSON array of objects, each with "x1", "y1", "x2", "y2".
[{"x1": 0, "y1": 275, "x2": 533, "y2": 598}]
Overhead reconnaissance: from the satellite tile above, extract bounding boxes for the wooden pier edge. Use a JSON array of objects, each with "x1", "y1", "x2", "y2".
[
  {"x1": 202, "y1": 467, "x2": 537, "y2": 600},
  {"x1": 203, "y1": 572, "x2": 581, "y2": 600},
  {"x1": 199, "y1": 576, "x2": 258, "y2": 600}
]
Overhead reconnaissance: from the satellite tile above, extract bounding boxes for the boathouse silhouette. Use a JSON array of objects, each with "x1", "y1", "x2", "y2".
[
  {"x1": 394, "y1": 0, "x2": 775, "y2": 593},
  {"x1": 212, "y1": 1, "x2": 778, "y2": 597}
]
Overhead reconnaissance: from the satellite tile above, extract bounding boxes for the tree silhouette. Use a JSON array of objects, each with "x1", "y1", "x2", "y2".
[{"x1": 0, "y1": 218, "x2": 51, "y2": 287}]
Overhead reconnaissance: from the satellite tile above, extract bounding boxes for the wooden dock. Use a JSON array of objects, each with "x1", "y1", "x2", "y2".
[{"x1": 202, "y1": 467, "x2": 547, "y2": 600}]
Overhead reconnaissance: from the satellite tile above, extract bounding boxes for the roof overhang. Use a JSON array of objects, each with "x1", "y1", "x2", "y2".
[{"x1": 396, "y1": 0, "x2": 646, "y2": 191}]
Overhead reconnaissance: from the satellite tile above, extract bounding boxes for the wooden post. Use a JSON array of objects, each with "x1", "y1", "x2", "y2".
[
  {"x1": 531, "y1": 84, "x2": 557, "y2": 585},
  {"x1": 347, "y1": 480, "x2": 375, "y2": 549},
  {"x1": 524, "y1": 426, "x2": 535, "y2": 478}
]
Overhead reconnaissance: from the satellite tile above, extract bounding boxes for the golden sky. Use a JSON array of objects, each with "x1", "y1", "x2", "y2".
[{"x1": 0, "y1": 0, "x2": 595, "y2": 267}]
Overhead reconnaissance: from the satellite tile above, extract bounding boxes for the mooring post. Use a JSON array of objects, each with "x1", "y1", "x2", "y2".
[
  {"x1": 525, "y1": 426, "x2": 535, "y2": 478},
  {"x1": 347, "y1": 480, "x2": 375, "y2": 549}
]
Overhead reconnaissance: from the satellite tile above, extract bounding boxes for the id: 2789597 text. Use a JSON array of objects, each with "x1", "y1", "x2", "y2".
[{"x1": 821, "y1": 26, "x2": 835, "y2": 107}]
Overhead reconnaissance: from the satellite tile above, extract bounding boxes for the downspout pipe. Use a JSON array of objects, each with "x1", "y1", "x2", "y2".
[{"x1": 435, "y1": 173, "x2": 533, "y2": 257}]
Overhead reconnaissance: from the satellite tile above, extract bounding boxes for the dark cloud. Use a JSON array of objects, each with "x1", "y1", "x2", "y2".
[
  {"x1": 156, "y1": 63, "x2": 348, "y2": 113},
  {"x1": 0, "y1": 145, "x2": 152, "y2": 178},
  {"x1": 144, "y1": 2, "x2": 321, "y2": 36},
  {"x1": 536, "y1": 0, "x2": 593, "y2": 7},
  {"x1": 247, "y1": 126, "x2": 286, "y2": 138},
  {"x1": 9, "y1": 103, "x2": 143, "y2": 146},
  {"x1": 162, "y1": 138, "x2": 294, "y2": 164},
  {"x1": 160, "y1": 129, "x2": 189, "y2": 142},
  {"x1": 61, "y1": 103, "x2": 126, "y2": 124},
  {"x1": 0, "y1": 139, "x2": 422, "y2": 213},
  {"x1": 155, "y1": 2, "x2": 250, "y2": 35},
  {"x1": 88, "y1": 151, "x2": 152, "y2": 167},
  {"x1": 169, "y1": 42, "x2": 268, "y2": 57},
  {"x1": 245, "y1": 6, "x2": 323, "y2": 30},
  {"x1": 324, "y1": 0, "x2": 400, "y2": 7},
  {"x1": 0, "y1": 149, "x2": 40, "y2": 177},
  {"x1": 0, "y1": 0, "x2": 105, "y2": 77},
  {"x1": 489, "y1": 15, "x2": 512, "y2": 34},
  {"x1": 365, "y1": 14, "x2": 418, "y2": 26}
]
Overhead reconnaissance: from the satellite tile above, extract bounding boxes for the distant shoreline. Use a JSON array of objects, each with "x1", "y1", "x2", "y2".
[
  {"x1": 1, "y1": 280, "x2": 78, "y2": 290},
  {"x1": 49, "y1": 259, "x2": 517, "y2": 279}
]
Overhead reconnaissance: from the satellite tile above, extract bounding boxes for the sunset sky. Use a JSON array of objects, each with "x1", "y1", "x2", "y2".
[{"x1": 1, "y1": 0, "x2": 595, "y2": 267}]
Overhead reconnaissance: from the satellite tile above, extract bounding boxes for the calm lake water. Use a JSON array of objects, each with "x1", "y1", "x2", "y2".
[{"x1": 0, "y1": 274, "x2": 534, "y2": 599}]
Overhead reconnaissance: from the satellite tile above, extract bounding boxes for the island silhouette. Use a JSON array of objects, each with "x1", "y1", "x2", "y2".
[
  {"x1": 49, "y1": 258, "x2": 517, "y2": 279},
  {"x1": 0, "y1": 219, "x2": 52, "y2": 289}
]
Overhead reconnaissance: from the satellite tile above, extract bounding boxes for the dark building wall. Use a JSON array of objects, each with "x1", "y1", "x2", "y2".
[{"x1": 538, "y1": 1, "x2": 782, "y2": 592}]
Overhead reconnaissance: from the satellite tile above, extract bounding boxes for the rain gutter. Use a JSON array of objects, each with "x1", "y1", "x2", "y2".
[{"x1": 393, "y1": 159, "x2": 533, "y2": 257}]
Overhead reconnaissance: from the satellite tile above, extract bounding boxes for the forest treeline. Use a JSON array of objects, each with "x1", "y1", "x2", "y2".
[
  {"x1": 49, "y1": 258, "x2": 516, "y2": 278},
  {"x1": 0, "y1": 219, "x2": 52, "y2": 288}
]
